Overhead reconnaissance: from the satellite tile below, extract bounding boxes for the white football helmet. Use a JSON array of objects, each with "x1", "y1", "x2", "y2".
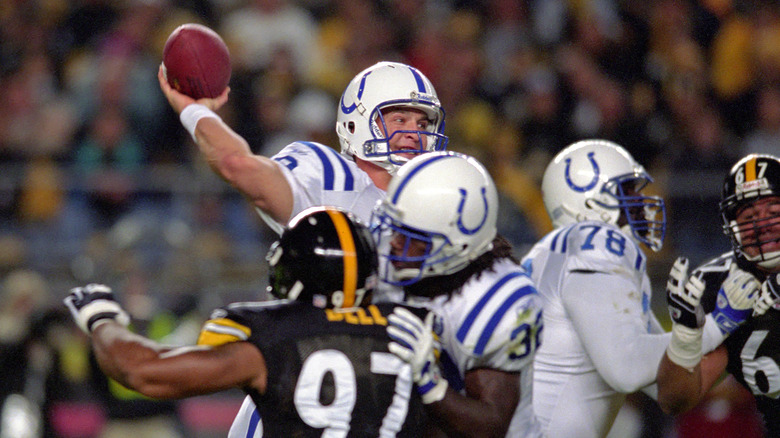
[
  {"x1": 541, "y1": 139, "x2": 666, "y2": 252},
  {"x1": 336, "y1": 61, "x2": 447, "y2": 173},
  {"x1": 370, "y1": 151, "x2": 498, "y2": 286}
]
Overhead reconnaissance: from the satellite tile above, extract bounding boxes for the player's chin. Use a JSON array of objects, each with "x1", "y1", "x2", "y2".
[{"x1": 392, "y1": 148, "x2": 421, "y2": 160}]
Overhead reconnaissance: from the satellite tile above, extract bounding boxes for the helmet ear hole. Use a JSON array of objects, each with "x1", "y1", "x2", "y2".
[{"x1": 347, "y1": 121, "x2": 355, "y2": 134}]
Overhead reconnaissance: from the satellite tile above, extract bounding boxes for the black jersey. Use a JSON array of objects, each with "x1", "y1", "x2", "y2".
[
  {"x1": 197, "y1": 300, "x2": 428, "y2": 437},
  {"x1": 696, "y1": 253, "x2": 779, "y2": 434}
]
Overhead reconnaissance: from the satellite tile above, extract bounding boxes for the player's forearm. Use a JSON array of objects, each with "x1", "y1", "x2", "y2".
[
  {"x1": 656, "y1": 352, "x2": 702, "y2": 415},
  {"x1": 91, "y1": 322, "x2": 176, "y2": 397},
  {"x1": 194, "y1": 117, "x2": 293, "y2": 222},
  {"x1": 425, "y1": 387, "x2": 512, "y2": 438},
  {"x1": 194, "y1": 117, "x2": 253, "y2": 176}
]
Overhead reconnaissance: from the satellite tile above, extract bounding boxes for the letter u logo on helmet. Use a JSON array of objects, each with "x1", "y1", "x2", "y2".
[
  {"x1": 456, "y1": 187, "x2": 489, "y2": 235},
  {"x1": 339, "y1": 71, "x2": 371, "y2": 116},
  {"x1": 564, "y1": 152, "x2": 600, "y2": 193}
]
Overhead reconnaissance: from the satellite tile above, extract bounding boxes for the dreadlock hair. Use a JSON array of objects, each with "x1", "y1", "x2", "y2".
[{"x1": 404, "y1": 234, "x2": 518, "y2": 300}]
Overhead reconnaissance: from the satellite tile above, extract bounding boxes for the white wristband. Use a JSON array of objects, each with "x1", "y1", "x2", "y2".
[
  {"x1": 179, "y1": 104, "x2": 220, "y2": 141},
  {"x1": 666, "y1": 323, "x2": 703, "y2": 372}
]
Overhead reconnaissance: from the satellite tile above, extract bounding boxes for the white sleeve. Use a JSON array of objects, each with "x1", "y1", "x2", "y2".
[
  {"x1": 702, "y1": 313, "x2": 729, "y2": 352},
  {"x1": 562, "y1": 271, "x2": 671, "y2": 393}
]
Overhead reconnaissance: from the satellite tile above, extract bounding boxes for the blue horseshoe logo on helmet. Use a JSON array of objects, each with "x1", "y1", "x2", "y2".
[
  {"x1": 456, "y1": 187, "x2": 489, "y2": 235},
  {"x1": 340, "y1": 72, "x2": 371, "y2": 114},
  {"x1": 565, "y1": 152, "x2": 600, "y2": 192}
]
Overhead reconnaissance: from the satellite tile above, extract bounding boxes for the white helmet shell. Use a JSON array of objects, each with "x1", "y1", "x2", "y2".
[
  {"x1": 336, "y1": 62, "x2": 447, "y2": 173},
  {"x1": 541, "y1": 139, "x2": 666, "y2": 251},
  {"x1": 371, "y1": 151, "x2": 498, "y2": 285}
]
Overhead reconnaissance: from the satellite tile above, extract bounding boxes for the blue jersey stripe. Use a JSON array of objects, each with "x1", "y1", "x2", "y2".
[
  {"x1": 549, "y1": 228, "x2": 565, "y2": 251},
  {"x1": 300, "y1": 142, "x2": 335, "y2": 190},
  {"x1": 247, "y1": 408, "x2": 260, "y2": 437},
  {"x1": 457, "y1": 272, "x2": 523, "y2": 343},
  {"x1": 559, "y1": 225, "x2": 575, "y2": 253},
  {"x1": 320, "y1": 143, "x2": 354, "y2": 191},
  {"x1": 300, "y1": 142, "x2": 355, "y2": 191},
  {"x1": 474, "y1": 285, "x2": 537, "y2": 355}
]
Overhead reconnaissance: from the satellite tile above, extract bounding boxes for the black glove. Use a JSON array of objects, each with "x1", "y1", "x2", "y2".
[{"x1": 64, "y1": 284, "x2": 130, "y2": 334}]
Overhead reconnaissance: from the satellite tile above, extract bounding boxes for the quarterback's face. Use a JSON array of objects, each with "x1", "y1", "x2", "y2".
[
  {"x1": 378, "y1": 107, "x2": 431, "y2": 157},
  {"x1": 736, "y1": 196, "x2": 780, "y2": 258}
]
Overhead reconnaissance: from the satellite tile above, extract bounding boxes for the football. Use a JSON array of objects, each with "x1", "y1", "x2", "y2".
[{"x1": 162, "y1": 23, "x2": 231, "y2": 99}]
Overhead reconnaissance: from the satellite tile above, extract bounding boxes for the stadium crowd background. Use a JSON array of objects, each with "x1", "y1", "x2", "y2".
[{"x1": 0, "y1": 0, "x2": 777, "y2": 436}]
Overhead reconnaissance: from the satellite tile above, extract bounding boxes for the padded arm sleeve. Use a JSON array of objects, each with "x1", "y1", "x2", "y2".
[{"x1": 563, "y1": 271, "x2": 671, "y2": 393}]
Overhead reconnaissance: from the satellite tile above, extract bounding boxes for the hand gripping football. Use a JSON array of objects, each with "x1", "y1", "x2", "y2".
[{"x1": 162, "y1": 23, "x2": 231, "y2": 99}]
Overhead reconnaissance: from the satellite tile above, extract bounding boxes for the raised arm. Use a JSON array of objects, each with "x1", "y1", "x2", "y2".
[
  {"x1": 657, "y1": 258, "x2": 759, "y2": 415},
  {"x1": 65, "y1": 284, "x2": 266, "y2": 400},
  {"x1": 158, "y1": 66, "x2": 293, "y2": 224}
]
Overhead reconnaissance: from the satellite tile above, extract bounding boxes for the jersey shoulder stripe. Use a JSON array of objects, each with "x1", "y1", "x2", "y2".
[
  {"x1": 474, "y1": 284, "x2": 538, "y2": 355},
  {"x1": 456, "y1": 271, "x2": 537, "y2": 355},
  {"x1": 273, "y1": 141, "x2": 355, "y2": 192},
  {"x1": 197, "y1": 317, "x2": 251, "y2": 346},
  {"x1": 300, "y1": 141, "x2": 354, "y2": 191},
  {"x1": 549, "y1": 225, "x2": 575, "y2": 253}
]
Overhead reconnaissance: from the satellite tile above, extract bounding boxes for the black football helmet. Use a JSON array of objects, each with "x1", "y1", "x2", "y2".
[
  {"x1": 266, "y1": 206, "x2": 378, "y2": 308},
  {"x1": 720, "y1": 153, "x2": 780, "y2": 270}
]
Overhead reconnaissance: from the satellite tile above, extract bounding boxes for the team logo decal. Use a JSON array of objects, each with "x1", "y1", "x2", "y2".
[
  {"x1": 456, "y1": 187, "x2": 488, "y2": 235},
  {"x1": 340, "y1": 71, "x2": 371, "y2": 115},
  {"x1": 565, "y1": 152, "x2": 600, "y2": 193}
]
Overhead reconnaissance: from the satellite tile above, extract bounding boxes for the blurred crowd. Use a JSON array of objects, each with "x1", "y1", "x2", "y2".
[{"x1": 1, "y1": 0, "x2": 778, "y2": 436}]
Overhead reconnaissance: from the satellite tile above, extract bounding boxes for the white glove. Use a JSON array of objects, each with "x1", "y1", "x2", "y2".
[
  {"x1": 754, "y1": 273, "x2": 780, "y2": 317},
  {"x1": 64, "y1": 284, "x2": 130, "y2": 334},
  {"x1": 387, "y1": 308, "x2": 448, "y2": 404},
  {"x1": 666, "y1": 257, "x2": 706, "y2": 329},
  {"x1": 665, "y1": 257, "x2": 706, "y2": 371},
  {"x1": 711, "y1": 264, "x2": 760, "y2": 334}
]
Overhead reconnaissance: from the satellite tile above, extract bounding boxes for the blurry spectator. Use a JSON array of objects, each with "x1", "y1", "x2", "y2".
[
  {"x1": 667, "y1": 107, "x2": 738, "y2": 266},
  {"x1": 485, "y1": 121, "x2": 552, "y2": 257},
  {"x1": 479, "y1": 0, "x2": 532, "y2": 100},
  {"x1": 0, "y1": 269, "x2": 82, "y2": 438},
  {"x1": 230, "y1": 47, "x2": 298, "y2": 153},
  {"x1": 72, "y1": 105, "x2": 144, "y2": 229},
  {"x1": 515, "y1": 64, "x2": 574, "y2": 162},
  {"x1": 309, "y1": 0, "x2": 396, "y2": 97},
  {"x1": 220, "y1": 0, "x2": 319, "y2": 81},
  {"x1": 260, "y1": 87, "x2": 338, "y2": 156},
  {"x1": 63, "y1": 3, "x2": 168, "y2": 156},
  {"x1": 707, "y1": 1, "x2": 780, "y2": 137},
  {"x1": 742, "y1": 83, "x2": 780, "y2": 156}
]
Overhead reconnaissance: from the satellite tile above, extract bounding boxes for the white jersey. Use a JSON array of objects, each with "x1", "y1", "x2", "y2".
[
  {"x1": 231, "y1": 141, "x2": 394, "y2": 438},
  {"x1": 408, "y1": 258, "x2": 545, "y2": 438},
  {"x1": 521, "y1": 221, "x2": 669, "y2": 438},
  {"x1": 255, "y1": 141, "x2": 385, "y2": 234}
]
